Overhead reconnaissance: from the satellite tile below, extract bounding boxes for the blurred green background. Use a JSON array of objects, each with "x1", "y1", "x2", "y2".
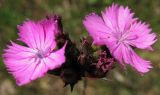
[{"x1": 0, "y1": 0, "x2": 160, "y2": 95}]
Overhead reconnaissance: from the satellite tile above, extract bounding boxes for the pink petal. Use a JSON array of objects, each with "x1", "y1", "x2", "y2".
[
  {"x1": 2, "y1": 43, "x2": 38, "y2": 85},
  {"x1": 3, "y1": 42, "x2": 36, "y2": 59},
  {"x1": 112, "y1": 44, "x2": 152, "y2": 73},
  {"x1": 102, "y1": 4, "x2": 136, "y2": 34},
  {"x1": 102, "y1": 4, "x2": 119, "y2": 31},
  {"x1": 83, "y1": 13, "x2": 111, "y2": 45},
  {"x1": 17, "y1": 21, "x2": 43, "y2": 49},
  {"x1": 112, "y1": 43, "x2": 123, "y2": 64},
  {"x1": 117, "y1": 6, "x2": 135, "y2": 33},
  {"x1": 15, "y1": 58, "x2": 40, "y2": 86},
  {"x1": 40, "y1": 19, "x2": 57, "y2": 50},
  {"x1": 30, "y1": 59, "x2": 47, "y2": 80},
  {"x1": 129, "y1": 50, "x2": 152, "y2": 73},
  {"x1": 44, "y1": 42, "x2": 66, "y2": 70},
  {"x1": 17, "y1": 19, "x2": 57, "y2": 51},
  {"x1": 128, "y1": 21, "x2": 157, "y2": 50}
]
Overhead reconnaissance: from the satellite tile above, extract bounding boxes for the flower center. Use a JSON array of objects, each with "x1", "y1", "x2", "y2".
[
  {"x1": 36, "y1": 50, "x2": 46, "y2": 59},
  {"x1": 117, "y1": 31, "x2": 129, "y2": 43},
  {"x1": 118, "y1": 36, "x2": 126, "y2": 43}
]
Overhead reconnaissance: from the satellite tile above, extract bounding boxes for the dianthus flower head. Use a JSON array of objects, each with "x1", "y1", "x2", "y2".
[
  {"x1": 83, "y1": 3, "x2": 157, "y2": 73},
  {"x1": 2, "y1": 15, "x2": 66, "y2": 86}
]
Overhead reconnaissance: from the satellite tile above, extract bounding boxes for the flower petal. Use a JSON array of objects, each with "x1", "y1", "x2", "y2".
[
  {"x1": 117, "y1": 6, "x2": 135, "y2": 33},
  {"x1": 17, "y1": 20, "x2": 43, "y2": 49},
  {"x1": 129, "y1": 49, "x2": 152, "y2": 73},
  {"x1": 2, "y1": 43, "x2": 39, "y2": 85},
  {"x1": 30, "y1": 59, "x2": 47, "y2": 80},
  {"x1": 102, "y1": 4, "x2": 136, "y2": 34},
  {"x1": 102, "y1": 3, "x2": 119, "y2": 31},
  {"x1": 17, "y1": 19, "x2": 57, "y2": 51},
  {"x1": 112, "y1": 44, "x2": 152, "y2": 73},
  {"x1": 44, "y1": 42, "x2": 66, "y2": 70},
  {"x1": 128, "y1": 22, "x2": 157, "y2": 50},
  {"x1": 83, "y1": 13, "x2": 111, "y2": 45},
  {"x1": 40, "y1": 18, "x2": 58, "y2": 50},
  {"x1": 3, "y1": 42, "x2": 36, "y2": 59}
]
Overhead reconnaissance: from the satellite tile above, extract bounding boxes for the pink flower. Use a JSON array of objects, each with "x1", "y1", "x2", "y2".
[
  {"x1": 3, "y1": 17, "x2": 66, "y2": 86},
  {"x1": 83, "y1": 4, "x2": 157, "y2": 73}
]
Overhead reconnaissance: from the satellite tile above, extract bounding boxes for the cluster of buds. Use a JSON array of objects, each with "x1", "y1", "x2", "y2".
[
  {"x1": 51, "y1": 31, "x2": 115, "y2": 91},
  {"x1": 96, "y1": 51, "x2": 114, "y2": 75}
]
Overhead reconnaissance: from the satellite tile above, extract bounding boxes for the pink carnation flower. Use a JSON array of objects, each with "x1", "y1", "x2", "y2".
[
  {"x1": 83, "y1": 4, "x2": 157, "y2": 73},
  {"x1": 3, "y1": 17, "x2": 66, "y2": 86}
]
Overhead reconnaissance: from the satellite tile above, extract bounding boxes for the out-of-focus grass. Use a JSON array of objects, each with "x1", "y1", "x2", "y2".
[{"x1": 0, "y1": 0, "x2": 160, "y2": 95}]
